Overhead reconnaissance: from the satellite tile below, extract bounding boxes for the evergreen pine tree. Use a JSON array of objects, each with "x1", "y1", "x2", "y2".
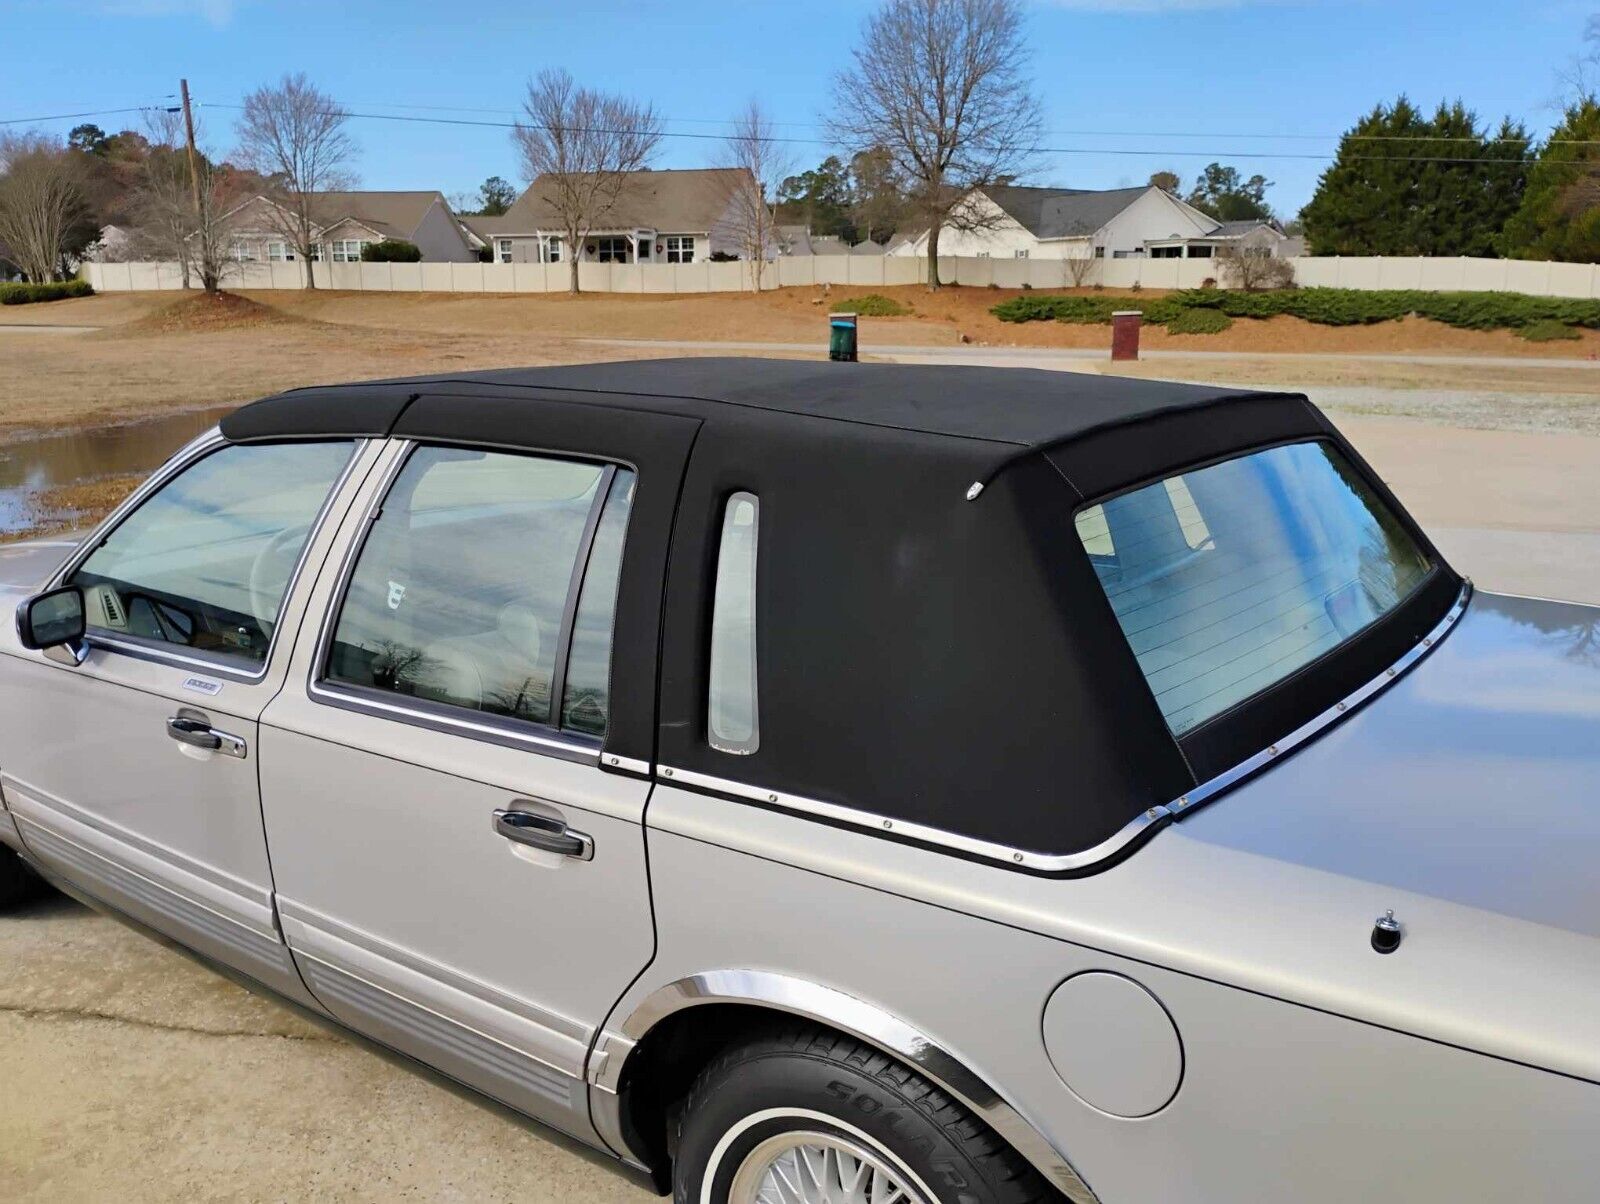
[{"x1": 1503, "y1": 98, "x2": 1600, "y2": 262}]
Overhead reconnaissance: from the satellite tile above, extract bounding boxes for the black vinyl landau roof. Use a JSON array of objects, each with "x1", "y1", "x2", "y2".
[
  {"x1": 223, "y1": 359, "x2": 1459, "y2": 872},
  {"x1": 222, "y1": 357, "x2": 1300, "y2": 458}
]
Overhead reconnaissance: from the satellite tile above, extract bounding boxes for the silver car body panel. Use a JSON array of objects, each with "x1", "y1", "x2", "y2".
[
  {"x1": 625, "y1": 772, "x2": 1600, "y2": 1202},
  {"x1": 0, "y1": 440, "x2": 381, "y2": 1010},
  {"x1": 252, "y1": 436, "x2": 656, "y2": 1147}
]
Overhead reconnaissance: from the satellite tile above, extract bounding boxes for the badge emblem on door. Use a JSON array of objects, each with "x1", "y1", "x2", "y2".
[{"x1": 386, "y1": 581, "x2": 407, "y2": 611}]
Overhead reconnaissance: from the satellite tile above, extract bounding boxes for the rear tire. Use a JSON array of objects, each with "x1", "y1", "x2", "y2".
[
  {"x1": 0, "y1": 843, "x2": 45, "y2": 911},
  {"x1": 672, "y1": 1023, "x2": 1051, "y2": 1204}
]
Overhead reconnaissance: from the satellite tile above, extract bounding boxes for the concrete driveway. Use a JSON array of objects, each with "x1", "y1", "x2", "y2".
[{"x1": 4, "y1": 406, "x2": 1600, "y2": 1202}]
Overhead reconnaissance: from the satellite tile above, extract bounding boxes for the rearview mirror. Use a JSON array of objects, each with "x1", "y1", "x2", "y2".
[{"x1": 16, "y1": 585, "x2": 86, "y2": 654}]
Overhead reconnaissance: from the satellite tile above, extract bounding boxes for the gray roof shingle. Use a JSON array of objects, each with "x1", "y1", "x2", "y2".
[{"x1": 984, "y1": 185, "x2": 1153, "y2": 239}]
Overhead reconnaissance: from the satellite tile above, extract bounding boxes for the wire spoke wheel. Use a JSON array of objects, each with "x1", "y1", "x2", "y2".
[{"x1": 728, "y1": 1130, "x2": 931, "y2": 1204}]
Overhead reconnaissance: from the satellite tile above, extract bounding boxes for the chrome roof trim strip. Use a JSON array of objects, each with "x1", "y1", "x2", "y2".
[
  {"x1": 655, "y1": 764, "x2": 1171, "y2": 873},
  {"x1": 1166, "y1": 581, "x2": 1471, "y2": 822},
  {"x1": 659, "y1": 584, "x2": 1472, "y2": 873}
]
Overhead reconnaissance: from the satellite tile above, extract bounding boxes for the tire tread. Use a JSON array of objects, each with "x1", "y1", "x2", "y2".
[{"x1": 674, "y1": 1021, "x2": 1056, "y2": 1204}]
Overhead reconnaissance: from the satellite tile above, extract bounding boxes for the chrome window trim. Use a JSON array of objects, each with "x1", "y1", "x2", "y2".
[
  {"x1": 601, "y1": 753, "x2": 652, "y2": 777},
  {"x1": 590, "y1": 970, "x2": 1100, "y2": 1203},
  {"x1": 307, "y1": 680, "x2": 604, "y2": 766},
  {"x1": 302, "y1": 439, "x2": 617, "y2": 767},
  {"x1": 656, "y1": 764, "x2": 1170, "y2": 874},
  {"x1": 50, "y1": 429, "x2": 367, "y2": 685},
  {"x1": 1165, "y1": 581, "x2": 1471, "y2": 821},
  {"x1": 657, "y1": 583, "x2": 1471, "y2": 873}
]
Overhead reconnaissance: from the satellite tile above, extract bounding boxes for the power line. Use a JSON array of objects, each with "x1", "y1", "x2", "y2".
[
  {"x1": 4, "y1": 98, "x2": 1586, "y2": 167},
  {"x1": 198, "y1": 102, "x2": 1563, "y2": 167},
  {"x1": 0, "y1": 104, "x2": 167, "y2": 128}
]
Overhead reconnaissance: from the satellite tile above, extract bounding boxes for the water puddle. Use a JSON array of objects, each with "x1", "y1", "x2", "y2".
[{"x1": 0, "y1": 405, "x2": 238, "y2": 537}]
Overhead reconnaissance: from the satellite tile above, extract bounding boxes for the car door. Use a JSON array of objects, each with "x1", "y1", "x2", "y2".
[
  {"x1": 0, "y1": 431, "x2": 375, "y2": 1005},
  {"x1": 258, "y1": 392, "x2": 697, "y2": 1142}
]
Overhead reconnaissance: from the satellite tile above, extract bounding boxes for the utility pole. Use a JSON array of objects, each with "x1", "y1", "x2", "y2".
[{"x1": 180, "y1": 79, "x2": 202, "y2": 219}]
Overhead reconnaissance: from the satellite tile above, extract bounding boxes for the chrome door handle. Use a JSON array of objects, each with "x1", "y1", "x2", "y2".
[
  {"x1": 166, "y1": 716, "x2": 247, "y2": 758},
  {"x1": 492, "y1": 808, "x2": 594, "y2": 861}
]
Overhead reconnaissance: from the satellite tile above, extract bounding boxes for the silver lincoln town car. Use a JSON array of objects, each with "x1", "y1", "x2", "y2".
[{"x1": 3, "y1": 359, "x2": 1596, "y2": 1204}]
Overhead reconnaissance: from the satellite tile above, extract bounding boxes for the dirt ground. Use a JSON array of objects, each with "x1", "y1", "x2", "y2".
[
  {"x1": 5, "y1": 288, "x2": 1600, "y2": 442},
  {"x1": 260, "y1": 284, "x2": 1600, "y2": 360}
]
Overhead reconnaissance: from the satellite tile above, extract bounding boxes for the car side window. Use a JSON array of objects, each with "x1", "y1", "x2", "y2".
[
  {"x1": 69, "y1": 440, "x2": 355, "y2": 667},
  {"x1": 708, "y1": 492, "x2": 759, "y2": 755},
  {"x1": 324, "y1": 446, "x2": 633, "y2": 738}
]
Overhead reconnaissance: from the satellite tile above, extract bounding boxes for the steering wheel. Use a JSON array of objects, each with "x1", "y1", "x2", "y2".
[{"x1": 248, "y1": 524, "x2": 310, "y2": 635}]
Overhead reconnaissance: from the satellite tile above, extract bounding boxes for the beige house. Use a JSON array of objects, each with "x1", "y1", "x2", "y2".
[
  {"x1": 461, "y1": 168, "x2": 756, "y2": 266},
  {"x1": 889, "y1": 185, "x2": 1292, "y2": 262},
  {"x1": 219, "y1": 191, "x2": 477, "y2": 264}
]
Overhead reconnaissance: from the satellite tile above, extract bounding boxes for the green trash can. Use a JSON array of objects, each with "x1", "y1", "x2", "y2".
[{"x1": 829, "y1": 312, "x2": 858, "y2": 362}]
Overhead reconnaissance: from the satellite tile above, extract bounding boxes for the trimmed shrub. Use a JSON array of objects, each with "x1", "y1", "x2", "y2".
[
  {"x1": 832, "y1": 294, "x2": 910, "y2": 317},
  {"x1": 1165, "y1": 307, "x2": 1234, "y2": 335},
  {"x1": 992, "y1": 286, "x2": 1600, "y2": 333},
  {"x1": 1517, "y1": 319, "x2": 1581, "y2": 342},
  {"x1": 359, "y1": 239, "x2": 422, "y2": 262},
  {"x1": 0, "y1": 279, "x2": 94, "y2": 305},
  {"x1": 988, "y1": 294, "x2": 1183, "y2": 326}
]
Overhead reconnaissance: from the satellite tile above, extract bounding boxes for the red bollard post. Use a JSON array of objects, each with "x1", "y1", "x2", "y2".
[{"x1": 1111, "y1": 309, "x2": 1143, "y2": 362}]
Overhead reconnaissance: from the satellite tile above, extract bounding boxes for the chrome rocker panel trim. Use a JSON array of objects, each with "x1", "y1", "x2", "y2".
[
  {"x1": 590, "y1": 970, "x2": 1101, "y2": 1204},
  {"x1": 657, "y1": 584, "x2": 1472, "y2": 874}
]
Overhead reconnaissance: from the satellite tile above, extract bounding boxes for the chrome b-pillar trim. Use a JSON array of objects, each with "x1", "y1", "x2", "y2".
[{"x1": 588, "y1": 970, "x2": 1101, "y2": 1204}]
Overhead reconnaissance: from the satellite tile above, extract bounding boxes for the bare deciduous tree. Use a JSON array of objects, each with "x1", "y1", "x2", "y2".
[
  {"x1": 237, "y1": 73, "x2": 356, "y2": 289},
  {"x1": 132, "y1": 109, "x2": 246, "y2": 293},
  {"x1": 828, "y1": 0, "x2": 1040, "y2": 289},
  {"x1": 1216, "y1": 243, "x2": 1295, "y2": 292},
  {"x1": 513, "y1": 68, "x2": 663, "y2": 294},
  {"x1": 0, "y1": 132, "x2": 88, "y2": 282},
  {"x1": 719, "y1": 100, "x2": 790, "y2": 293},
  {"x1": 1063, "y1": 249, "x2": 1098, "y2": 289}
]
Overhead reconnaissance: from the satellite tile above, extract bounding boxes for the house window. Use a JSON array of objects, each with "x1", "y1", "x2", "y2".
[
  {"x1": 267, "y1": 242, "x2": 294, "y2": 262},
  {"x1": 975, "y1": 251, "x2": 991, "y2": 259},
  {"x1": 231, "y1": 241, "x2": 256, "y2": 262},
  {"x1": 540, "y1": 236, "x2": 562, "y2": 263},
  {"x1": 1014, "y1": 249, "x2": 1030, "y2": 259},
  {"x1": 593, "y1": 236, "x2": 630, "y2": 263},
  {"x1": 496, "y1": 239, "x2": 513, "y2": 264},
  {"x1": 330, "y1": 240, "x2": 369, "y2": 263},
  {"x1": 664, "y1": 235, "x2": 695, "y2": 264},
  {"x1": 1187, "y1": 245, "x2": 1215, "y2": 259},
  {"x1": 1150, "y1": 246, "x2": 1183, "y2": 259},
  {"x1": 308, "y1": 243, "x2": 323, "y2": 262},
  {"x1": 1093, "y1": 247, "x2": 1106, "y2": 259}
]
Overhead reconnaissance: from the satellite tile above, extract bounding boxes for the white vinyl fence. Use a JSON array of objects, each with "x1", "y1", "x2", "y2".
[{"x1": 82, "y1": 253, "x2": 1600, "y2": 300}]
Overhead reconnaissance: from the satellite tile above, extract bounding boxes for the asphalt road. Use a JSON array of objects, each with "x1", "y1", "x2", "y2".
[{"x1": 4, "y1": 404, "x2": 1600, "y2": 1202}]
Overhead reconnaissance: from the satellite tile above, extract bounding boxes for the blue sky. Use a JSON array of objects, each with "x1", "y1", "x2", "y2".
[{"x1": 1, "y1": 0, "x2": 1589, "y2": 216}]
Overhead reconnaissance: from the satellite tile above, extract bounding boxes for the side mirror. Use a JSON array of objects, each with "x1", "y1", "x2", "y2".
[{"x1": 16, "y1": 585, "x2": 86, "y2": 655}]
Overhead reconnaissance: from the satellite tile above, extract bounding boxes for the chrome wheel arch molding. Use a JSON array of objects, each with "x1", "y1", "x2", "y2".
[{"x1": 587, "y1": 969, "x2": 1101, "y2": 1204}]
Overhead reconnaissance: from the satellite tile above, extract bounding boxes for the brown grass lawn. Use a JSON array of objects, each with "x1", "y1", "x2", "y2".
[{"x1": 5, "y1": 286, "x2": 1600, "y2": 445}]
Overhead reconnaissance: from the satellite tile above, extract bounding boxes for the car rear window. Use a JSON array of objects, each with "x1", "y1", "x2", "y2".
[{"x1": 1075, "y1": 441, "x2": 1433, "y2": 737}]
